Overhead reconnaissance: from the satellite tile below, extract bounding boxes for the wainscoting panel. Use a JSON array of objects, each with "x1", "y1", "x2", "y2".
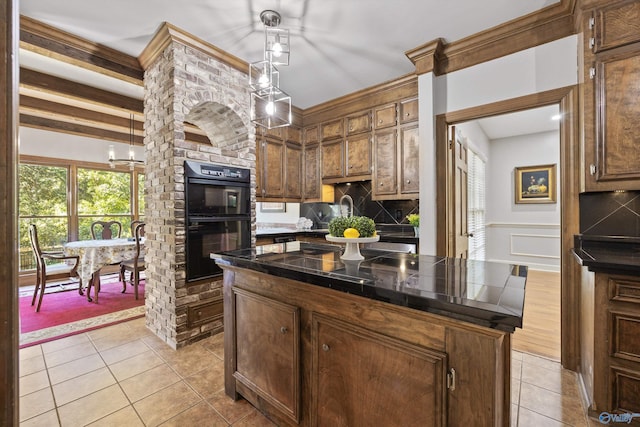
[{"x1": 486, "y1": 222, "x2": 560, "y2": 271}]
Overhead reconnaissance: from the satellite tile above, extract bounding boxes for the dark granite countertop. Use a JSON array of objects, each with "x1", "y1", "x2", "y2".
[
  {"x1": 212, "y1": 242, "x2": 526, "y2": 332},
  {"x1": 572, "y1": 235, "x2": 640, "y2": 275},
  {"x1": 256, "y1": 227, "x2": 419, "y2": 245}
]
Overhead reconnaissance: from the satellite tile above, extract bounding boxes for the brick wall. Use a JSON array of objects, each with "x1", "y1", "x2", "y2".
[{"x1": 143, "y1": 40, "x2": 255, "y2": 349}]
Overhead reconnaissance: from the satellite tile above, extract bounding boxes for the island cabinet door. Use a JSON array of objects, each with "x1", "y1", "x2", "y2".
[
  {"x1": 311, "y1": 315, "x2": 447, "y2": 427},
  {"x1": 233, "y1": 288, "x2": 300, "y2": 423}
]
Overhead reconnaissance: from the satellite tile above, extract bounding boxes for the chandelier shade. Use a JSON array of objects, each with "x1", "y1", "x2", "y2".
[
  {"x1": 250, "y1": 85, "x2": 292, "y2": 130},
  {"x1": 108, "y1": 114, "x2": 143, "y2": 170}
]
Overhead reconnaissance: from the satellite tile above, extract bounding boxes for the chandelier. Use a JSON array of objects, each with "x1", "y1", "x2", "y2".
[
  {"x1": 108, "y1": 113, "x2": 143, "y2": 170},
  {"x1": 249, "y1": 10, "x2": 292, "y2": 129}
]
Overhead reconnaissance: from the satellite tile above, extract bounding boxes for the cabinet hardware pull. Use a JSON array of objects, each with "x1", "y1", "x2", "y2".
[
  {"x1": 447, "y1": 368, "x2": 456, "y2": 391},
  {"x1": 280, "y1": 326, "x2": 288, "y2": 334},
  {"x1": 197, "y1": 311, "x2": 202, "y2": 317},
  {"x1": 589, "y1": 16, "x2": 595, "y2": 29},
  {"x1": 406, "y1": 180, "x2": 411, "y2": 184},
  {"x1": 589, "y1": 38, "x2": 595, "y2": 49},
  {"x1": 589, "y1": 67, "x2": 596, "y2": 79},
  {"x1": 322, "y1": 344, "x2": 330, "y2": 352},
  {"x1": 590, "y1": 164, "x2": 597, "y2": 175}
]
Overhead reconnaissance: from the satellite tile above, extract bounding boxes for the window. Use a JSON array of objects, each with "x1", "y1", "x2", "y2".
[
  {"x1": 467, "y1": 149, "x2": 486, "y2": 261},
  {"x1": 18, "y1": 164, "x2": 69, "y2": 271},
  {"x1": 18, "y1": 158, "x2": 145, "y2": 273},
  {"x1": 78, "y1": 168, "x2": 131, "y2": 239}
]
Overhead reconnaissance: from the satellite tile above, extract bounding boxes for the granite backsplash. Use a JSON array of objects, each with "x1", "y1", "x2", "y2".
[
  {"x1": 580, "y1": 190, "x2": 640, "y2": 237},
  {"x1": 300, "y1": 182, "x2": 419, "y2": 229}
]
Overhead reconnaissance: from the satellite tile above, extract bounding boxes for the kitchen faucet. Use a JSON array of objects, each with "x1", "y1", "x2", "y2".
[{"x1": 339, "y1": 194, "x2": 354, "y2": 217}]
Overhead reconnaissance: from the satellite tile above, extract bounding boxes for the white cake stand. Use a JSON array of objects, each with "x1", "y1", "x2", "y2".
[{"x1": 325, "y1": 235, "x2": 380, "y2": 260}]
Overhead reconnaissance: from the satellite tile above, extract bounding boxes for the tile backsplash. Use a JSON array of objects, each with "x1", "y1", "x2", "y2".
[
  {"x1": 300, "y1": 182, "x2": 419, "y2": 228},
  {"x1": 580, "y1": 191, "x2": 640, "y2": 237}
]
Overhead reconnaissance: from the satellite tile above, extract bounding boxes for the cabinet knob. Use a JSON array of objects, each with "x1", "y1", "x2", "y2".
[
  {"x1": 380, "y1": 183, "x2": 384, "y2": 187},
  {"x1": 197, "y1": 311, "x2": 202, "y2": 317},
  {"x1": 378, "y1": 119, "x2": 383, "y2": 124},
  {"x1": 280, "y1": 326, "x2": 288, "y2": 334},
  {"x1": 406, "y1": 179, "x2": 411, "y2": 184},
  {"x1": 322, "y1": 344, "x2": 330, "y2": 352}
]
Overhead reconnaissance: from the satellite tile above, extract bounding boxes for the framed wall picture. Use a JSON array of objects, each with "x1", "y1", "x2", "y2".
[
  {"x1": 260, "y1": 202, "x2": 286, "y2": 212},
  {"x1": 514, "y1": 164, "x2": 557, "y2": 204}
]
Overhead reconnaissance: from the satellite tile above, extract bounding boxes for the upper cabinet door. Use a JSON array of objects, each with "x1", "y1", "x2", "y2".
[
  {"x1": 399, "y1": 98, "x2": 419, "y2": 124},
  {"x1": 374, "y1": 104, "x2": 397, "y2": 129},
  {"x1": 593, "y1": 45, "x2": 640, "y2": 183},
  {"x1": 593, "y1": 0, "x2": 640, "y2": 53}
]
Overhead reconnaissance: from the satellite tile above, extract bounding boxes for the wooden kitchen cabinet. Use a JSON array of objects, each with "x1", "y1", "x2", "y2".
[
  {"x1": 345, "y1": 133, "x2": 372, "y2": 177},
  {"x1": 346, "y1": 110, "x2": 371, "y2": 135},
  {"x1": 303, "y1": 142, "x2": 321, "y2": 201},
  {"x1": 222, "y1": 264, "x2": 512, "y2": 427},
  {"x1": 312, "y1": 315, "x2": 447, "y2": 426},
  {"x1": 257, "y1": 136, "x2": 285, "y2": 199},
  {"x1": 400, "y1": 124, "x2": 420, "y2": 195},
  {"x1": 373, "y1": 129, "x2": 398, "y2": 198},
  {"x1": 399, "y1": 97, "x2": 419, "y2": 124},
  {"x1": 285, "y1": 141, "x2": 302, "y2": 199},
  {"x1": 232, "y1": 288, "x2": 300, "y2": 423},
  {"x1": 321, "y1": 118, "x2": 344, "y2": 140},
  {"x1": 582, "y1": 0, "x2": 640, "y2": 191},
  {"x1": 374, "y1": 103, "x2": 397, "y2": 129},
  {"x1": 593, "y1": 273, "x2": 640, "y2": 422},
  {"x1": 321, "y1": 138, "x2": 344, "y2": 180}
]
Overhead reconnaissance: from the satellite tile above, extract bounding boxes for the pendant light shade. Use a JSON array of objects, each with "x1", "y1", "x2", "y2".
[{"x1": 249, "y1": 10, "x2": 291, "y2": 129}]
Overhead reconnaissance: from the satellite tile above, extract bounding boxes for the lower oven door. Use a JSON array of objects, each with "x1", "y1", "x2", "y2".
[{"x1": 186, "y1": 218, "x2": 251, "y2": 282}]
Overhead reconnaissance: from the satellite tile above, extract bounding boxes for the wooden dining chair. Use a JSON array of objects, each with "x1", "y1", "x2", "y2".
[
  {"x1": 28, "y1": 224, "x2": 83, "y2": 312},
  {"x1": 119, "y1": 222, "x2": 145, "y2": 299},
  {"x1": 91, "y1": 220, "x2": 122, "y2": 239},
  {"x1": 130, "y1": 220, "x2": 145, "y2": 238}
]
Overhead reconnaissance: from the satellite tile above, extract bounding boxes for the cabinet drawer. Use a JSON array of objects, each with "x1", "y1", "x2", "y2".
[
  {"x1": 347, "y1": 111, "x2": 371, "y2": 135},
  {"x1": 304, "y1": 125, "x2": 319, "y2": 144},
  {"x1": 374, "y1": 104, "x2": 397, "y2": 129},
  {"x1": 187, "y1": 298, "x2": 223, "y2": 327},
  {"x1": 611, "y1": 311, "x2": 640, "y2": 362},
  {"x1": 321, "y1": 119, "x2": 344, "y2": 140},
  {"x1": 609, "y1": 276, "x2": 640, "y2": 304},
  {"x1": 594, "y1": 0, "x2": 640, "y2": 53},
  {"x1": 399, "y1": 98, "x2": 418, "y2": 123},
  {"x1": 609, "y1": 366, "x2": 640, "y2": 415}
]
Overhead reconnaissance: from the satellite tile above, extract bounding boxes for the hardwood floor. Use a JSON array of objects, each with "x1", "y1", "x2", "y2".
[{"x1": 512, "y1": 269, "x2": 561, "y2": 361}]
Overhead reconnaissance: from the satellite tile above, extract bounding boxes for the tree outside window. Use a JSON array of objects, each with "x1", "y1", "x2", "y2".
[{"x1": 77, "y1": 168, "x2": 131, "y2": 239}]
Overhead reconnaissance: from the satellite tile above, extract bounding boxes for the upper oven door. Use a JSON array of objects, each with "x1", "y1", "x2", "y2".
[{"x1": 186, "y1": 178, "x2": 250, "y2": 217}]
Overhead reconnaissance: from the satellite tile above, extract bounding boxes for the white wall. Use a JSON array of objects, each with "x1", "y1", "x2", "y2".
[
  {"x1": 418, "y1": 35, "x2": 577, "y2": 255},
  {"x1": 19, "y1": 127, "x2": 145, "y2": 164},
  {"x1": 486, "y1": 131, "x2": 561, "y2": 271},
  {"x1": 255, "y1": 203, "x2": 301, "y2": 225}
]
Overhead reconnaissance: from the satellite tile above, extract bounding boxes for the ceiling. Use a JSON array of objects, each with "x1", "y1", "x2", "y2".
[{"x1": 18, "y1": 0, "x2": 565, "y2": 142}]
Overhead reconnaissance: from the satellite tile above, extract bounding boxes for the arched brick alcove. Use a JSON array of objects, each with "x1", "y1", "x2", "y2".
[{"x1": 141, "y1": 24, "x2": 256, "y2": 349}]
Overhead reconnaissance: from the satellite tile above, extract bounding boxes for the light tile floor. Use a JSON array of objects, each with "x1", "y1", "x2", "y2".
[{"x1": 20, "y1": 317, "x2": 598, "y2": 426}]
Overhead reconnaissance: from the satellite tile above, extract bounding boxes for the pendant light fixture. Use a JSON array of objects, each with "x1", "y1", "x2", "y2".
[
  {"x1": 108, "y1": 113, "x2": 143, "y2": 170},
  {"x1": 249, "y1": 10, "x2": 292, "y2": 129}
]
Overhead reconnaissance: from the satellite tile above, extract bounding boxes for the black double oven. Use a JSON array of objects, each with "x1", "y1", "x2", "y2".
[{"x1": 185, "y1": 161, "x2": 251, "y2": 282}]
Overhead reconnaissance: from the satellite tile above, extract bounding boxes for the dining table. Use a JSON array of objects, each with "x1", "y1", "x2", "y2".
[{"x1": 63, "y1": 238, "x2": 143, "y2": 303}]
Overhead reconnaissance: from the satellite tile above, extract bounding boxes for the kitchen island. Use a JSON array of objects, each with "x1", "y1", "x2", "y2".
[{"x1": 212, "y1": 242, "x2": 526, "y2": 426}]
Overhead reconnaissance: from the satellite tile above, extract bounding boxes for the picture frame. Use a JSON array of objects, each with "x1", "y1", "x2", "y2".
[
  {"x1": 514, "y1": 164, "x2": 557, "y2": 204},
  {"x1": 260, "y1": 202, "x2": 286, "y2": 213}
]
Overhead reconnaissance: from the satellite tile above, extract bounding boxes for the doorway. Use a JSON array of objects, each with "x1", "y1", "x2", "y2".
[
  {"x1": 452, "y1": 105, "x2": 562, "y2": 359},
  {"x1": 435, "y1": 86, "x2": 581, "y2": 369}
]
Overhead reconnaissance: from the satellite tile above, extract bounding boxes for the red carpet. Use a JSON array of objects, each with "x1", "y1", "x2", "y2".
[{"x1": 20, "y1": 280, "x2": 145, "y2": 333}]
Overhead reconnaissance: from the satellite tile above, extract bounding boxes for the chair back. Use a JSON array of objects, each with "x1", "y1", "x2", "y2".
[
  {"x1": 133, "y1": 222, "x2": 145, "y2": 260},
  {"x1": 130, "y1": 220, "x2": 145, "y2": 238},
  {"x1": 91, "y1": 220, "x2": 122, "y2": 239},
  {"x1": 28, "y1": 224, "x2": 45, "y2": 269}
]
